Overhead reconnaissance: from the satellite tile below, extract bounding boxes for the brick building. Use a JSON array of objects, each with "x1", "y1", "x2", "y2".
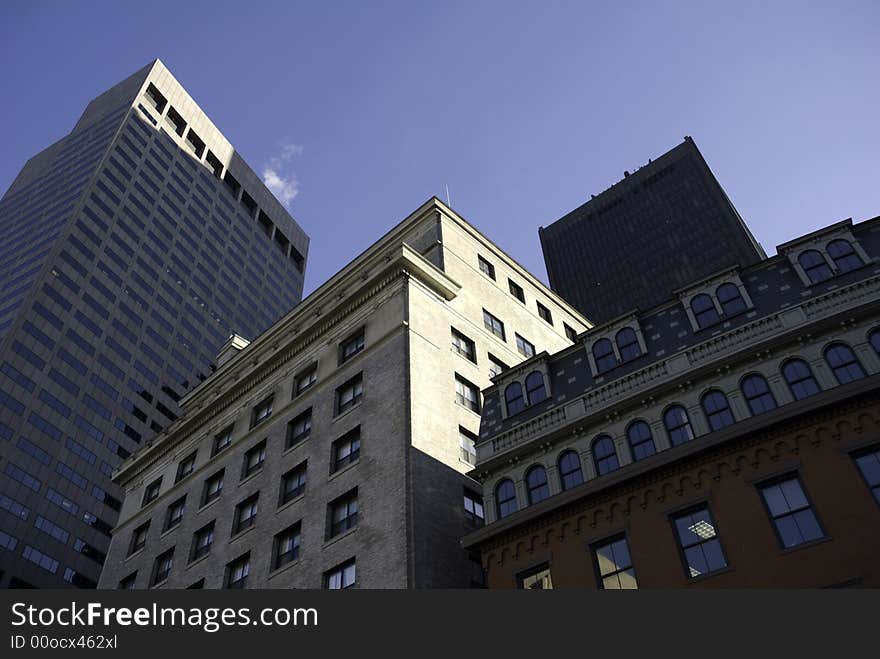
[{"x1": 465, "y1": 216, "x2": 880, "y2": 588}]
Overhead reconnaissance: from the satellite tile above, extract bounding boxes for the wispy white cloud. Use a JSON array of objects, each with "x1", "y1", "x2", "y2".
[{"x1": 262, "y1": 142, "x2": 303, "y2": 207}]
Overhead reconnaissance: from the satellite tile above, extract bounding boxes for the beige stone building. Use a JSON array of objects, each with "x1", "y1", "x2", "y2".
[{"x1": 97, "y1": 197, "x2": 589, "y2": 589}]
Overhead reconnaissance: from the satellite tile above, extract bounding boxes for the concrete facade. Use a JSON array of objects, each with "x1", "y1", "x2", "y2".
[
  {"x1": 465, "y1": 216, "x2": 880, "y2": 588},
  {"x1": 97, "y1": 198, "x2": 589, "y2": 589},
  {"x1": 0, "y1": 60, "x2": 309, "y2": 588}
]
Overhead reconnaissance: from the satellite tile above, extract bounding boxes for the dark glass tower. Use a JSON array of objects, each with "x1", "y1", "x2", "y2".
[
  {"x1": 0, "y1": 60, "x2": 309, "y2": 588},
  {"x1": 539, "y1": 137, "x2": 765, "y2": 324}
]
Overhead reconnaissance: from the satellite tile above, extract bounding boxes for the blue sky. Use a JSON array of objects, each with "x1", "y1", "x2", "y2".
[{"x1": 1, "y1": 1, "x2": 878, "y2": 296}]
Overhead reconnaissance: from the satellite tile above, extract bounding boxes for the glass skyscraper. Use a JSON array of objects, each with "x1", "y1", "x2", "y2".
[{"x1": 0, "y1": 60, "x2": 309, "y2": 588}]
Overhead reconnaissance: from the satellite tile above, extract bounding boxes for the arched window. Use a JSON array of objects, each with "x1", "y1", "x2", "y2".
[
  {"x1": 505, "y1": 382, "x2": 526, "y2": 416},
  {"x1": 592, "y1": 338, "x2": 617, "y2": 373},
  {"x1": 664, "y1": 405, "x2": 694, "y2": 446},
  {"x1": 702, "y1": 390, "x2": 735, "y2": 431},
  {"x1": 558, "y1": 451, "x2": 584, "y2": 490},
  {"x1": 826, "y1": 239, "x2": 863, "y2": 273},
  {"x1": 691, "y1": 294, "x2": 720, "y2": 329},
  {"x1": 616, "y1": 328, "x2": 641, "y2": 362},
  {"x1": 592, "y1": 435, "x2": 619, "y2": 476},
  {"x1": 870, "y1": 328, "x2": 880, "y2": 356},
  {"x1": 526, "y1": 466, "x2": 550, "y2": 505},
  {"x1": 782, "y1": 359, "x2": 820, "y2": 400},
  {"x1": 495, "y1": 479, "x2": 517, "y2": 519},
  {"x1": 798, "y1": 250, "x2": 833, "y2": 284},
  {"x1": 627, "y1": 420, "x2": 656, "y2": 461},
  {"x1": 525, "y1": 371, "x2": 547, "y2": 405},
  {"x1": 716, "y1": 283, "x2": 747, "y2": 316},
  {"x1": 741, "y1": 374, "x2": 777, "y2": 415},
  {"x1": 824, "y1": 343, "x2": 866, "y2": 384}
]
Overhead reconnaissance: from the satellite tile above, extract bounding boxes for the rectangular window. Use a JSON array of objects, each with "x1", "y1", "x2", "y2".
[
  {"x1": 328, "y1": 488, "x2": 358, "y2": 538},
  {"x1": 537, "y1": 302, "x2": 553, "y2": 325},
  {"x1": 202, "y1": 469, "x2": 224, "y2": 506},
  {"x1": 593, "y1": 535, "x2": 637, "y2": 589},
  {"x1": 129, "y1": 522, "x2": 150, "y2": 556},
  {"x1": 477, "y1": 255, "x2": 495, "y2": 280},
  {"x1": 459, "y1": 427, "x2": 478, "y2": 465},
  {"x1": 242, "y1": 440, "x2": 267, "y2": 479},
  {"x1": 212, "y1": 425, "x2": 233, "y2": 456},
  {"x1": 508, "y1": 279, "x2": 525, "y2": 303},
  {"x1": 286, "y1": 408, "x2": 312, "y2": 449},
  {"x1": 339, "y1": 328, "x2": 365, "y2": 365},
  {"x1": 152, "y1": 548, "x2": 174, "y2": 586},
  {"x1": 455, "y1": 374, "x2": 481, "y2": 413},
  {"x1": 190, "y1": 521, "x2": 215, "y2": 562},
  {"x1": 294, "y1": 365, "x2": 317, "y2": 395},
  {"x1": 280, "y1": 462, "x2": 308, "y2": 505},
  {"x1": 518, "y1": 564, "x2": 553, "y2": 589},
  {"x1": 226, "y1": 552, "x2": 250, "y2": 589},
  {"x1": 336, "y1": 373, "x2": 364, "y2": 415},
  {"x1": 332, "y1": 427, "x2": 361, "y2": 473},
  {"x1": 118, "y1": 573, "x2": 137, "y2": 590},
  {"x1": 853, "y1": 445, "x2": 880, "y2": 504},
  {"x1": 515, "y1": 334, "x2": 536, "y2": 358},
  {"x1": 23, "y1": 545, "x2": 59, "y2": 574},
  {"x1": 175, "y1": 452, "x2": 196, "y2": 483},
  {"x1": 482, "y1": 309, "x2": 505, "y2": 341},
  {"x1": 34, "y1": 515, "x2": 70, "y2": 544},
  {"x1": 273, "y1": 522, "x2": 302, "y2": 570},
  {"x1": 672, "y1": 505, "x2": 728, "y2": 578},
  {"x1": 451, "y1": 328, "x2": 477, "y2": 363},
  {"x1": 250, "y1": 394, "x2": 274, "y2": 428},
  {"x1": 464, "y1": 489, "x2": 484, "y2": 526},
  {"x1": 142, "y1": 477, "x2": 162, "y2": 506},
  {"x1": 488, "y1": 353, "x2": 510, "y2": 379},
  {"x1": 564, "y1": 323, "x2": 578, "y2": 342},
  {"x1": 758, "y1": 475, "x2": 824, "y2": 548},
  {"x1": 232, "y1": 494, "x2": 259, "y2": 535},
  {"x1": 164, "y1": 496, "x2": 186, "y2": 532},
  {"x1": 324, "y1": 558, "x2": 356, "y2": 589}
]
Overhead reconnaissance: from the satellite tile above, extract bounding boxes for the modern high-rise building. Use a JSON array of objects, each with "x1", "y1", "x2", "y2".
[
  {"x1": 0, "y1": 60, "x2": 309, "y2": 588},
  {"x1": 539, "y1": 137, "x2": 765, "y2": 324},
  {"x1": 96, "y1": 198, "x2": 588, "y2": 590},
  {"x1": 466, "y1": 216, "x2": 880, "y2": 588}
]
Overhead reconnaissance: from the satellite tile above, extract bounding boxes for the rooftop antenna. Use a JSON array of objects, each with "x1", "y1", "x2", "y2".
[{"x1": 445, "y1": 184, "x2": 452, "y2": 208}]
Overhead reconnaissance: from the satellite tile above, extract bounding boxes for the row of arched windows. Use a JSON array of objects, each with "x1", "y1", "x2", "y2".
[
  {"x1": 797, "y1": 238, "x2": 864, "y2": 284},
  {"x1": 494, "y1": 336, "x2": 878, "y2": 520},
  {"x1": 504, "y1": 371, "x2": 547, "y2": 416}
]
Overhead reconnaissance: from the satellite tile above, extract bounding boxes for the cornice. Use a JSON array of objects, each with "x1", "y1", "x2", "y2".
[{"x1": 114, "y1": 243, "x2": 459, "y2": 485}]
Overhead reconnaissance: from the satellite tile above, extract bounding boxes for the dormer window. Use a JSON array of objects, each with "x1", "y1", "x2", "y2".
[
  {"x1": 798, "y1": 250, "x2": 833, "y2": 284},
  {"x1": 615, "y1": 328, "x2": 641, "y2": 362},
  {"x1": 716, "y1": 283, "x2": 746, "y2": 316},
  {"x1": 691, "y1": 294, "x2": 720, "y2": 329},
  {"x1": 525, "y1": 371, "x2": 547, "y2": 404},
  {"x1": 826, "y1": 239, "x2": 863, "y2": 273},
  {"x1": 592, "y1": 338, "x2": 616, "y2": 373},
  {"x1": 505, "y1": 382, "x2": 526, "y2": 416}
]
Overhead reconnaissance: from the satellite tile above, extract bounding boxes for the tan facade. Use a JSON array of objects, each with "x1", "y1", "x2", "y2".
[{"x1": 97, "y1": 198, "x2": 588, "y2": 589}]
